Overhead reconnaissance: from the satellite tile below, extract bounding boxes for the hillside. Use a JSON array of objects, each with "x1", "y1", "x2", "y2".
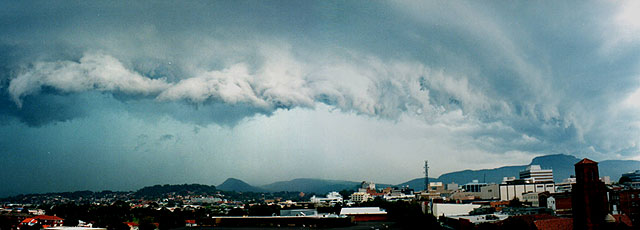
[
  {"x1": 395, "y1": 178, "x2": 438, "y2": 191},
  {"x1": 134, "y1": 184, "x2": 217, "y2": 198},
  {"x1": 261, "y1": 178, "x2": 360, "y2": 194},
  {"x1": 397, "y1": 154, "x2": 640, "y2": 189},
  {"x1": 260, "y1": 178, "x2": 393, "y2": 194},
  {"x1": 217, "y1": 178, "x2": 266, "y2": 192}
]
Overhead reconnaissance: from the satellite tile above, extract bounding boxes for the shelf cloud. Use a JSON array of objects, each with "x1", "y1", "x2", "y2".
[{"x1": 1, "y1": 0, "x2": 639, "y2": 197}]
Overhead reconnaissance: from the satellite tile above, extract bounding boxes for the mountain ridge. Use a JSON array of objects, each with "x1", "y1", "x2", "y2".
[
  {"x1": 217, "y1": 178, "x2": 266, "y2": 192},
  {"x1": 396, "y1": 154, "x2": 640, "y2": 191},
  {"x1": 260, "y1": 178, "x2": 394, "y2": 194}
]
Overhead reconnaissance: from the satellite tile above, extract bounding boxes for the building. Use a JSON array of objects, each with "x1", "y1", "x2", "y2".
[
  {"x1": 615, "y1": 189, "x2": 640, "y2": 226},
  {"x1": 520, "y1": 165, "x2": 554, "y2": 183},
  {"x1": 462, "y1": 180, "x2": 487, "y2": 193},
  {"x1": 522, "y1": 192, "x2": 543, "y2": 207},
  {"x1": 280, "y1": 209, "x2": 318, "y2": 217},
  {"x1": 339, "y1": 207, "x2": 387, "y2": 222},
  {"x1": 19, "y1": 215, "x2": 64, "y2": 229},
  {"x1": 429, "y1": 203, "x2": 482, "y2": 217},
  {"x1": 449, "y1": 191, "x2": 477, "y2": 201},
  {"x1": 622, "y1": 170, "x2": 640, "y2": 182},
  {"x1": 360, "y1": 181, "x2": 375, "y2": 190},
  {"x1": 479, "y1": 184, "x2": 500, "y2": 200},
  {"x1": 45, "y1": 228, "x2": 106, "y2": 230},
  {"x1": 499, "y1": 181, "x2": 555, "y2": 201},
  {"x1": 382, "y1": 187, "x2": 415, "y2": 201},
  {"x1": 547, "y1": 193, "x2": 572, "y2": 216},
  {"x1": 310, "y1": 192, "x2": 343, "y2": 205},
  {"x1": 428, "y1": 182, "x2": 447, "y2": 193},
  {"x1": 184, "y1": 220, "x2": 197, "y2": 227},
  {"x1": 572, "y1": 158, "x2": 608, "y2": 230},
  {"x1": 124, "y1": 222, "x2": 138, "y2": 230},
  {"x1": 621, "y1": 170, "x2": 640, "y2": 189},
  {"x1": 350, "y1": 192, "x2": 371, "y2": 203},
  {"x1": 555, "y1": 177, "x2": 577, "y2": 193},
  {"x1": 446, "y1": 183, "x2": 459, "y2": 191}
]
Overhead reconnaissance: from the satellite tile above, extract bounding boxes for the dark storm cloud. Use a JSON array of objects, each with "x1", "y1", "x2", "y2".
[{"x1": 1, "y1": 0, "x2": 640, "y2": 197}]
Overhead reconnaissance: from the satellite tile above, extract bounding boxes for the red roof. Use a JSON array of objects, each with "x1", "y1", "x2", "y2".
[
  {"x1": 534, "y1": 218, "x2": 573, "y2": 230},
  {"x1": 575, "y1": 158, "x2": 598, "y2": 165},
  {"x1": 185, "y1": 220, "x2": 196, "y2": 224},
  {"x1": 21, "y1": 218, "x2": 36, "y2": 224},
  {"x1": 613, "y1": 214, "x2": 633, "y2": 227},
  {"x1": 124, "y1": 222, "x2": 139, "y2": 226},
  {"x1": 33, "y1": 215, "x2": 63, "y2": 221}
]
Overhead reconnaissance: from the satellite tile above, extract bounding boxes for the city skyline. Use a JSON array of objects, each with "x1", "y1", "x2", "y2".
[{"x1": 1, "y1": 1, "x2": 640, "y2": 197}]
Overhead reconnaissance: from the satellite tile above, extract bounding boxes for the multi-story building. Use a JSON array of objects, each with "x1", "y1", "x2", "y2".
[
  {"x1": 555, "y1": 177, "x2": 577, "y2": 193},
  {"x1": 616, "y1": 189, "x2": 640, "y2": 225},
  {"x1": 499, "y1": 181, "x2": 555, "y2": 201},
  {"x1": 621, "y1": 170, "x2": 640, "y2": 189},
  {"x1": 622, "y1": 170, "x2": 640, "y2": 182},
  {"x1": 350, "y1": 192, "x2": 371, "y2": 203},
  {"x1": 520, "y1": 165, "x2": 554, "y2": 182},
  {"x1": 462, "y1": 180, "x2": 487, "y2": 193}
]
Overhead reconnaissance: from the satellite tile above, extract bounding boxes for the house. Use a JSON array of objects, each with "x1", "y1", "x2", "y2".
[
  {"x1": 19, "y1": 215, "x2": 64, "y2": 229},
  {"x1": 123, "y1": 222, "x2": 138, "y2": 230},
  {"x1": 184, "y1": 220, "x2": 196, "y2": 227}
]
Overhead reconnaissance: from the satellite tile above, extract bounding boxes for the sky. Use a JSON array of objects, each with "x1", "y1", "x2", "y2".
[{"x1": 1, "y1": 1, "x2": 640, "y2": 197}]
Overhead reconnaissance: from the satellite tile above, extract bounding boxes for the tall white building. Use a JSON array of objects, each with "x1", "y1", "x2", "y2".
[
  {"x1": 350, "y1": 192, "x2": 371, "y2": 203},
  {"x1": 519, "y1": 165, "x2": 553, "y2": 182}
]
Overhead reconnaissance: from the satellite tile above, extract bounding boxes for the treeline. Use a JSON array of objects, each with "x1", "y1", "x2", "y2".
[
  {"x1": 2, "y1": 184, "x2": 314, "y2": 203},
  {"x1": 43, "y1": 201, "x2": 211, "y2": 230},
  {"x1": 134, "y1": 184, "x2": 218, "y2": 198},
  {"x1": 1, "y1": 190, "x2": 130, "y2": 203}
]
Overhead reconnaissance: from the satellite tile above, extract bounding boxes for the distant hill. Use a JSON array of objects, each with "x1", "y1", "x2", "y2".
[
  {"x1": 260, "y1": 178, "x2": 393, "y2": 194},
  {"x1": 395, "y1": 178, "x2": 439, "y2": 191},
  {"x1": 600, "y1": 160, "x2": 640, "y2": 182},
  {"x1": 135, "y1": 184, "x2": 217, "y2": 198},
  {"x1": 397, "y1": 154, "x2": 640, "y2": 189},
  {"x1": 217, "y1": 178, "x2": 266, "y2": 192}
]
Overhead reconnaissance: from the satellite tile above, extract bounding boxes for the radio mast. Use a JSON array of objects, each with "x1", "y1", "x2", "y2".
[{"x1": 424, "y1": 161, "x2": 429, "y2": 191}]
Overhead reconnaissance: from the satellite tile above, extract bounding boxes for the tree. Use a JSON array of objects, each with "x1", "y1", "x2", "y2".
[
  {"x1": 508, "y1": 197, "x2": 522, "y2": 207},
  {"x1": 138, "y1": 217, "x2": 156, "y2": 230},
  {"x1": 619, "y1": 176, "x2": 632, "y2": 184},
  {"x1": 227, "y1": 208, "x2": 247, "y2": 216}
]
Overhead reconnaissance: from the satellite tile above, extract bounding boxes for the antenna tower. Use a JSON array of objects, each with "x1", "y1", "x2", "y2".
[{"x1": 424, "y1": 160, "x2": 429, "y2": 191}]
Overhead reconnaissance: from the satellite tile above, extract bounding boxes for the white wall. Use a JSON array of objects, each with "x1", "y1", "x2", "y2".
[{"x1": 431, "y1": 203, "x2": 482, "y2": 217}]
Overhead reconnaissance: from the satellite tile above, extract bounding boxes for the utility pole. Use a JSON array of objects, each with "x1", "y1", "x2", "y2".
[{"x1": 424, "y1": 161, "x2": 429, "y2": 192}]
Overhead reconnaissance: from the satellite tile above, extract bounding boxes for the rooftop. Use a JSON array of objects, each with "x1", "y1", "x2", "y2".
[
  {"x1": 575, "y1": 158, "x2": 598, "y2": 165},
  {"x1": 340, "y1": 207, "x2": 387, "y2": 215}
]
